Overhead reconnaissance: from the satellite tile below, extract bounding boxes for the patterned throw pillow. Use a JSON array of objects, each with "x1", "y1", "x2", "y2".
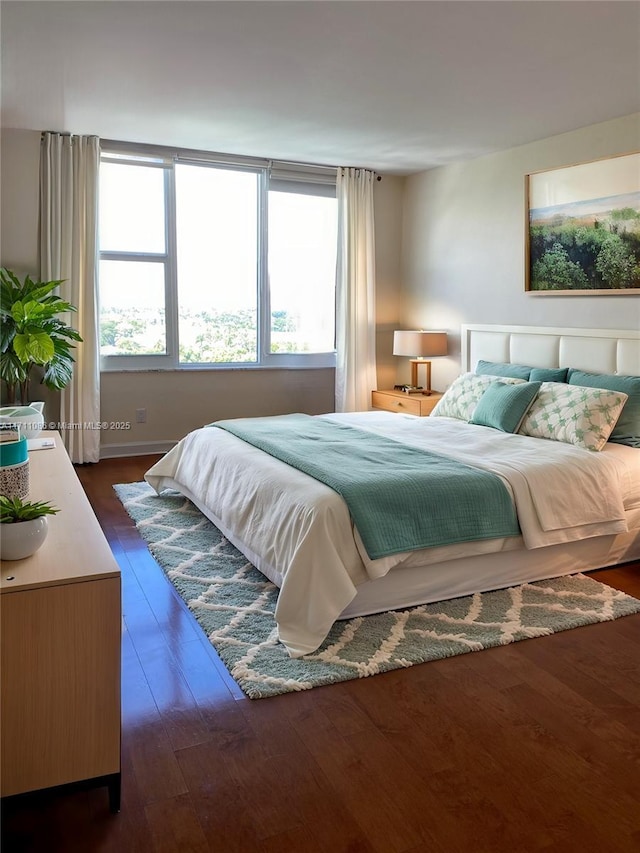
[
  {"x1": 517, "y1": 382, "x2": 628, "y2": 451},
  {"x1": 567, "y1": 369, "x2": 640, "y2": 448},
  {"x1": 431, "y1": 373, "x2": 526, "y2": 421}
]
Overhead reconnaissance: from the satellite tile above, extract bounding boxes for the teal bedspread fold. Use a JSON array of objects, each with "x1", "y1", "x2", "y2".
[{"x1": 210, "y1": 414, "x2": 520, "y2": 559}]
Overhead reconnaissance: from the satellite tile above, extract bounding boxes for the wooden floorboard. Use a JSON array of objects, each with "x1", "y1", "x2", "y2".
[{"x1": 2, "y1": 454, "x2": 639, "y2": 853}]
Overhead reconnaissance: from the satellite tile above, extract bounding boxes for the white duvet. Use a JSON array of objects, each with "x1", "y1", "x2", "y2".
[{"x1": 145, "y1": 411, "x2": 632, "y2": 657}]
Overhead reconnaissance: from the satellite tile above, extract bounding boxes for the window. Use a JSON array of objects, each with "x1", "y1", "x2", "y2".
[
  {"x1": 268, "y1": 188, "x2": 337, "y2": 356},
  {"x1": 98, "y1": 145, "x2": 338, "y2": 370}
]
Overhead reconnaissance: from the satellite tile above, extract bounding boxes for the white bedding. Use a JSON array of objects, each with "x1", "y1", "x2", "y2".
[{"x1": 145, "y1": 411, "x2": 637, "y2": 658}]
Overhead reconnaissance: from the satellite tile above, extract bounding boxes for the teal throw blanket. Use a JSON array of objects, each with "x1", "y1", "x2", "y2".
[{"x1": 210, "y1": 414, "x2": 520, "y2": 560}]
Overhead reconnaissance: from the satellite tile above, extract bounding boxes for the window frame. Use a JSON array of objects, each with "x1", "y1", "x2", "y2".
[{"x1": 99, "y1": 142, "x2": 337, "y2": 372}]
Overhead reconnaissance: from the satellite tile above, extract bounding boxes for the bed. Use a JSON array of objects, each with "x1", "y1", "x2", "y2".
[{"x1": 145, "y1": 324, "x2": 640, "y2": 658}]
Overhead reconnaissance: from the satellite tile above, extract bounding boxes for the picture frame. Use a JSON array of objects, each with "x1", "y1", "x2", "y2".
[{"x1": 525, "y1": 151, "x2": 640, "y2": 295}]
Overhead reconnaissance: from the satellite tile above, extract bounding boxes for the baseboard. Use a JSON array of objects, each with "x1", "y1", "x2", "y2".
[{"x1": 100, "y1": 440, "x2": 176, "y2": 459}]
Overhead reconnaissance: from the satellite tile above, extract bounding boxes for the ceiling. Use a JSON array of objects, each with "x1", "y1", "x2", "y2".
[{"x1": 2, "y1": 1, "x2": 639, "y2": 175}]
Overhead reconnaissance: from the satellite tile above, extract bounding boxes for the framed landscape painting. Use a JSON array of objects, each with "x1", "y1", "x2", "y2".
[{"x1": 526, "y1": 152, "x2": 640, "y2": 294}]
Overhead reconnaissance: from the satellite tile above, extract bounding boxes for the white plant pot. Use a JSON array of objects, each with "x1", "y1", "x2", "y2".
[
  {"x1": 0, "y1": 403, "x2": 45, "y2": 441},
  {"x1": 0, "y1": 517, "x2": 49, "y2": 561}
]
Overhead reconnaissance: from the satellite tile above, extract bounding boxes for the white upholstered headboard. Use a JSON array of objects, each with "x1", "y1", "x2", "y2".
[{"x1": 461, "y1": 324, "x2": 640, "y2": 377}]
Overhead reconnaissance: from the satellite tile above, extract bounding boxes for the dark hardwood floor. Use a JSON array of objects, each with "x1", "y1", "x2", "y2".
[{"x1": 2, "y1": 455, "x2": 640, "y2": 853}]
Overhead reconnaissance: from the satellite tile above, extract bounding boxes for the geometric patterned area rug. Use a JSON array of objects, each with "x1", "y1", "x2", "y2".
[{"x1": 114, "y1": 482, "x2": 640, "y2": 699}]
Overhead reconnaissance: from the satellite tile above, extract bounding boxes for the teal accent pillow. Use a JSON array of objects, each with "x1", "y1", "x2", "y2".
[
  {"x1": 475, "y1": 360, "x2": 531, "y2": 380},
  {"x1": 567, "y1": 369, "x2": 640, "y2": 448},
  {"x1": 470, "y1": 381, "x2": 542, "y2": 433},
  {"x1": 530, "y1": 367, "x2": 568, "y2": 383}
]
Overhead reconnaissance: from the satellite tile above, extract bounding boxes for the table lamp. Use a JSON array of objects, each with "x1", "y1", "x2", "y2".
[{"x1": 393, "y1": 330, "x2": 448, "y2": 395}]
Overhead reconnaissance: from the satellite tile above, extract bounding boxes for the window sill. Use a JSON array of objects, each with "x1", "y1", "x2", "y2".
[{"x1": 100, "y1": 362, "x2": 335, "y2": 374}]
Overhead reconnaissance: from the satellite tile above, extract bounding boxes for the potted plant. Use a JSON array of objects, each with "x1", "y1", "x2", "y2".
[
  {"x1": 0, "y1": 495, "x2": 59, "y2": 560},
  {"x1": 0, "y1": 267, "x2": 83, "y2": 405}
]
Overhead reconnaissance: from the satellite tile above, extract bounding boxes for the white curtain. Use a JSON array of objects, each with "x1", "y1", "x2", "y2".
[
  {"x1": 335, "y1": 167, "x2": 378, "y2": 412},
  {"x1": 40, "y1": 132, "x2": 101, "y2": 463}
]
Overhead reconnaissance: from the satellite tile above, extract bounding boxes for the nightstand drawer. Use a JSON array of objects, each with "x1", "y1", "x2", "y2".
[
  {"x1": 372, "y1": 390, "x2": 423, "y2": 415},
  {"x1": 371, "y1": 390, "x2": 443, "y2": 417}
]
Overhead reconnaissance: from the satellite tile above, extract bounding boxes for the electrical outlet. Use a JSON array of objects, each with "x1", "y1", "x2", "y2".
[{"x1": 136, "y1": 408, "x2": 147, "y2": 424}]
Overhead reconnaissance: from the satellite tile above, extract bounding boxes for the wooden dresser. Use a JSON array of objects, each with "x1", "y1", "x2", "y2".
[
  {"x1": 0, "y1": 432, "x2": 121, "y2": 811},
  {"x1": 371, "y1": 389, "x2": 443, "y2": 417}
]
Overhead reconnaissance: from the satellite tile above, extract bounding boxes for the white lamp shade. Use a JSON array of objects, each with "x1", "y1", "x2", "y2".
[{"x1": 393, "y1": 330, "x2": 448, "y2": 357}]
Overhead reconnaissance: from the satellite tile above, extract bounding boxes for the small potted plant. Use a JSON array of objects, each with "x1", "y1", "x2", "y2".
[{"x1": 0, "y1": 495, "x2": 59, "y2": 561}]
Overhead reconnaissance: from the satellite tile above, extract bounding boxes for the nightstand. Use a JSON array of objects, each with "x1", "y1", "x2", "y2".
[{"x1": 371, "y1": 389, "x2": 443, "y2": 417}]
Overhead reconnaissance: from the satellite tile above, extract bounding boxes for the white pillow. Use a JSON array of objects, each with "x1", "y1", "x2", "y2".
[
  {"x1": 431, "y1": 373, "x2": 526, "y2": 422},
  {"x1": 517, "y1": 382, "x2": 628, "y2": 451}
]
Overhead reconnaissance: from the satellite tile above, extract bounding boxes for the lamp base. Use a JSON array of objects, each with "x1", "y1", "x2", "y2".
[{"x1": 409, "y1": 359, "x2": 432, "y2": 395}]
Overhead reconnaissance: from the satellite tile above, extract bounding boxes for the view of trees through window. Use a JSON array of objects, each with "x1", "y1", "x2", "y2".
[{"x1": 99, "y1": 306, "x2": 261, "y2": 362}]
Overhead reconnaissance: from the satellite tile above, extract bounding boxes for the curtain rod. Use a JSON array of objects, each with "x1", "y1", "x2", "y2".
[
  {"x1": 42, "y1": 132, "x2": 382, "y2": 178},
  {"x1": 101, "y1": 138, "x2": 381, "y2": 178}
]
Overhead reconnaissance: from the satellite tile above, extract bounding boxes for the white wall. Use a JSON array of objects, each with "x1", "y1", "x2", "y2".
[
  {"x1": 98, "y1": 367, "x2": 334, "y2": 456},
  {"x1": 0, "y1": 127, "x2": 404, "y2": 452},
  {"x1": 373, "y1": 174, "x2": 405, "y2": 390},
  {"x1": 401, "y1": 113, "x2": 640, "y2": 391},
  {"x1": 0, "y1": 129, "x2": 40, "y2": 274}
]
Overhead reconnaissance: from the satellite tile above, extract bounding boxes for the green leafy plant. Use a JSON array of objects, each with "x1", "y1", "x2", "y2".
[
  {"x1": 0, "y1": 495, "x2": 60, "y2": 523},
  {"x1": 0, "y1": 267, "x2": 83, "y2": 404}
]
